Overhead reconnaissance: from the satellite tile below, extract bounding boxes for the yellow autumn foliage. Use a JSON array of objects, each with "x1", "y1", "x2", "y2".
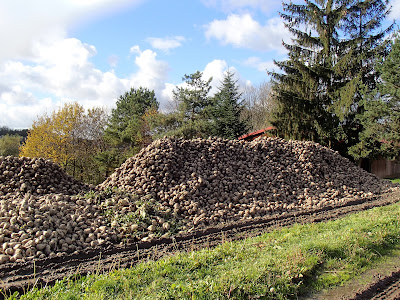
[
  {"x1": 20, "y1": 102, "x2": 109, "y2": 183},
  {"x1": 20, "y1": 103, "x2": 84, "y2": 168}
]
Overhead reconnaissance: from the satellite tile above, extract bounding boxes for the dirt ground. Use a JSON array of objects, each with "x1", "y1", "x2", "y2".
[
  {"x1": 350, "y1": 270, "x2": 400, "y2": 300},
  {"x1": 0, "y1": 190, "x2": 399, "y2": 299},
  {"x1": 304, "y1": 251, "x2": 400, "y2": 300}
]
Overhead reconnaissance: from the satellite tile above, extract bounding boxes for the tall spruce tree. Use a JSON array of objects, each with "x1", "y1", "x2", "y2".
[
  {"x1": 211, "y1": 70, "x2": 248, "y2": 139},
  {"x1": 341, "y1": 0, "x2": 393, "y2": 94},
  {"x1": 270, "y1": 0, "x2": 348, "y2": 147},
  {"x1": 349, "y1": 33, "x2": 400, "y2": 160},
  {"x1": 336, "y1": 0, "x2": 394, "y2": 155},
  {"x1": 270, "y1": 0, "x2": 393, "y2": 155}
]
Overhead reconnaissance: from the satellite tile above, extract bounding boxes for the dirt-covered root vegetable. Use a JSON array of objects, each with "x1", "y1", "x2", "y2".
[
  {"x1": 0, "y1": 156, "x2": 88, "y2": 197},
  {"x1": 99, "y1": 136, "x2": 397, "y2": 232},
  {"x1": 0, "y1": 192, "x2": 116, "y2": 264},
  {"x1": 0, "y1": 137, "x2": 397, "y2": 265}
]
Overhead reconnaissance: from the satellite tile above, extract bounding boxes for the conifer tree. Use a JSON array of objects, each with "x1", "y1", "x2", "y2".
[
  {"x1": 341, "y1": 0, "x2": 393, "y2": 94},
  {"x1": 170, "y1": 71, "x2": 213, "y2": 138},
  {"x1": 211, "y1": 70, "x2": 248, "y2": 139},
  {"x1": 336, "y1": 0, "x2": 394, "y2": 154},
  {"x1": 105, "y1": 87, "x2": 159, "y2": 158},
  {"x1": 349, "y1": 33, "x2": 400, "y2": 160},
  {"x1": 270, "y1": 0, "x2": 393, "y2": 155},
  {"x1": 270, "y1": 0, "x2": 348, "y2": 147}
]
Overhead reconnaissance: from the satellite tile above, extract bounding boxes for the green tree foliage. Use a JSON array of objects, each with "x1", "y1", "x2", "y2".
[
  {"x1": 0, "y1": 134, "x2": 21, "y2": 156},
  {"x1": 211, "y1": 70, "x2": 248, "y2": 139},
  {"x1": 270, "y1": 0, "x2": 346, "y2": 147},
  {"x1": 341, "y1": 0, "x2": 393, "y2": 94},
  {"x1": 270, "y1": 0, "x2": 393, "y2": 155},
  {"x1": 169, "y1": 71, "x2": 214, "y2": 138},
  {"x1": 379, "y1": 33, "x2": 400, "y2": 102},
  {"x1": 336, "y1": 0, "x2": 394, "y2": 155},
  {"x1": 349, "y1": 34, "x2": 400, "y2": 159},
  {"x1": 104, "y1": 87, "x2": 159, "y2": 162},
  {"x1": 140, "y1": 108, "x2": 181, "y2": 140}
]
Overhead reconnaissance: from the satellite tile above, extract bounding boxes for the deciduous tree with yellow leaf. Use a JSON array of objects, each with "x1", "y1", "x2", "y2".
[{"x1": 20, "y1": 102, "x2": 109, "y2": 184}]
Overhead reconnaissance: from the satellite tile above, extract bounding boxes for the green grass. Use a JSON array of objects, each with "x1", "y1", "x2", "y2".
[
  {"x1": 390, "y1": 178, "x2": 400, "y2": 184},
  {"x1": 6, "y1": 201, "x2": 400, "y2": 300}
]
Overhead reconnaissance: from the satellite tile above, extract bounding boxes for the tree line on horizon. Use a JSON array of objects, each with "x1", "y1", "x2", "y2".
[
  {"x1": 0, "y1": 127, "x2": 28, "y2": 157},
  {"x1": 1, "y1": 0, "x2": 399, "y2": 184}
]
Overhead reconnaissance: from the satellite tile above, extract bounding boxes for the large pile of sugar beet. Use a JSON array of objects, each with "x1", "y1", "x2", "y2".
[
  {"x1": 0, "y1": 137, "x2": 397, "y2": 265},
  {"x1": 100, "y1": 137, "x2": 395, "y2": 225}
]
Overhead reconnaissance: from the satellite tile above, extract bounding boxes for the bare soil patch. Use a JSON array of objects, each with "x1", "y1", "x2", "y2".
[
  {"x1": 304, "y1": 252, "x2": 400, "y2": 300},
  {"x1": 352, "y1": 270, "x2": 400, "y2": 300}
]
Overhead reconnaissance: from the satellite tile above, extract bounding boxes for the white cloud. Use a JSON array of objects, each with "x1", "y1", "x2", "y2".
[
  {"x1": 0, "y1": 38, "x2": 120, "y2": 103},
  {"x1": 205, "y1": 14, "x2": 290, "y2": 53},
  {"x1": 201, "y1": 0, "x2": 279, "y2": 14},
  {"x1": 0, "y1": 97, "x2": 56, "y2": 129},
  {"x1": 243, "y1": 57, "x2": 276, "y2": 73},
  {"x1": 203, "y1": 59, "x2": 230, "y2": 94},
  {"x1": 129, "y1": 45, "x2": 142, "y2": 54},
  {"x1": 0, "y1": 0, "x2": 145, "y2": 62},
  {"x1": 146, "y1": 36, "x2": 186, "y2": 52},
  {"x1": 160, "y1": 83, "x2": 178, "y2": 111},
  {"x1": 0, "y1": 33, "x2": 258, "y2": 129},
  {"x1": 390, "y1": 0, "x2": 400, "y2": 19},
  {"x1": 129, "y1": 46, "x2": 170, "y2": 98},
  {"x1": 0, "y1": 38, "x2": 171, "y2": 129}
]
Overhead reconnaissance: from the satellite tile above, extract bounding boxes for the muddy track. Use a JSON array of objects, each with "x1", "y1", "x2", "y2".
[
  {"x1": 348, "y1": 269, "x2": 400, "y2": 300},
  {"x1": 1, "y1": 191, "x2": 399, "y2": 298}
]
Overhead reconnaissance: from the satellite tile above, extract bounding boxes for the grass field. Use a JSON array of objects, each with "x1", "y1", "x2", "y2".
[{"x1": 6, "y1": 200, "x2": 400, "y2": 300}]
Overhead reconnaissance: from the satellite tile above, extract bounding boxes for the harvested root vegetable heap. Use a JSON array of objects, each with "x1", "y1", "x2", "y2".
[
  {"x1": 0, "y1": 157, "x2": 87, "y2": 196},
  {"x1": 0, "y1": 137, "x2": 397, "y2": 265}
]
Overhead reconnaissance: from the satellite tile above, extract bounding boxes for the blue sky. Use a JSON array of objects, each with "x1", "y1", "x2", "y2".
[
  {"x1": 1, "y1": 0, "x2": 399, "y2": 129},
  {"x1": 73, "y1": 1, "x2": 282, "y2": 82}
]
